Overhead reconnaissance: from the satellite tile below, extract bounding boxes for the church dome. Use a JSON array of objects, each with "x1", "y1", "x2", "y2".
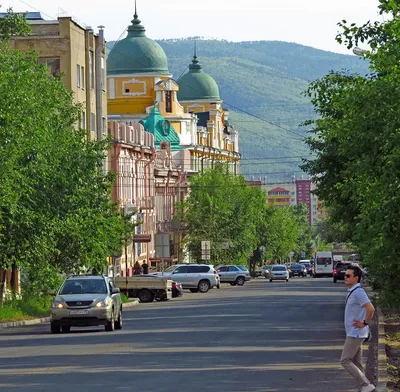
[
  {"x1": 177, "y1": 55, "x2": 220, "y2": 101},
  {"x1": 107, "y1": 11, "x2": 169, "y2": 75}
]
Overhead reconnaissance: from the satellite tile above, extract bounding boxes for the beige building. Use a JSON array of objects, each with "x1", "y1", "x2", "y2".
[{"x1": 10, "y1": 13, "x2": 107, "y2": 140}]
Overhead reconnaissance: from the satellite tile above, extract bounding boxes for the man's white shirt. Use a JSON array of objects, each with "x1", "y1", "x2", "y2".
[{"x1": 344, "y1": 283, "x2": 370, "y2": 338}]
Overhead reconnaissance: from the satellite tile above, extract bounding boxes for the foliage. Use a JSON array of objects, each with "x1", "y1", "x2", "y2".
[
  {"x1": 107, "y1": 38, "x2": 369, "y2": 180},
  {"x1": 0, "y1": 295, "x2": 52, "y2": 322},
  {"x1": 181, "y1": 164, "x2": 266, "y2": 265},
  {"x1": 0, "y1": 10, "x2": 130, "y2": 298},
  {"x1": 0, "y1": 7, "x2": 30, "y2": 40},
  {"x1": 302, "y1": 0, "x2": 400, "y2": 306}
]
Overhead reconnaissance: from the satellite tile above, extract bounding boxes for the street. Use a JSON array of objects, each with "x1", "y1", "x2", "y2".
[{"x1": 0, "y1": 278, "x2": 357, "y2": 392}]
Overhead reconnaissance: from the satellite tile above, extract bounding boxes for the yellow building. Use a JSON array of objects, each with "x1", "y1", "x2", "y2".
[
  {"x1": 106, "y1": 7, "x2": 240, "y2": 173},
  {"x1": 10, "y1": 13, "x2": 107, "y2": 141}
]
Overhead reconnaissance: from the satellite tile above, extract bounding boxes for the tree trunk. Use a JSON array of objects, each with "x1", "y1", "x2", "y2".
[
  {"x1": 10, "y1": 261, "x2": 17, "y2": 292},
  {"x1": 0, "y1": 270, "x2": 6, "y2": 307}
]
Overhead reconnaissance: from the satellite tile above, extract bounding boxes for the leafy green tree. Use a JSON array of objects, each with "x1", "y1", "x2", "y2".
[
  {"x1": 182, "y1": 164, "x2": 266, "y2": 265},
  {"x1": 0, "y1": 10, "x2": 128, "y2": 300},
  {"x1": 302, "y1": 0, "x2": 400, "y2": 305},
  {"x1": 0, "y1": 7, "x2": 30, "y2": 40}
]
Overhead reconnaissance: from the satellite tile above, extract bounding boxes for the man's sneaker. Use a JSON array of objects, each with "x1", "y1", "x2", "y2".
[{"x1": 360, "y1": 384, "x2": 375, "y2": 392}]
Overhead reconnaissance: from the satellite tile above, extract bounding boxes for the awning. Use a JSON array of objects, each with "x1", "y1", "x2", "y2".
[{"x1": 132, "y1": 234, "x2": 152, "y2": 243}]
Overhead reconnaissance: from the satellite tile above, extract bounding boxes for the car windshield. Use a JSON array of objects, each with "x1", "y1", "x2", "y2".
[
  {"x1": 272, "y1": 266, "x2": 286, "y2": 271},
  {"x1": 60, "y1": 279, "x2": 107, "y2": 295},
  {"x1": 291, "y1": 265, "x2": 302, "y2": 269}
]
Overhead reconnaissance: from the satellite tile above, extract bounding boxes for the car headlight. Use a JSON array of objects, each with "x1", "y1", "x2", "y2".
[
  {"x1": 51, "y1": 302, "x2": 64, "y2": 309},
  {"x1": 95, "y1": 298, "x2": 110, "y2": 308}
]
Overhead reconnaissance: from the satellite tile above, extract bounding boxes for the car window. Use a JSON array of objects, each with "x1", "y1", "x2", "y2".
[
  {"x1": 317, "y1": 257, "x2": 332, "y2": 265},
  {"x1": 198, "y1": 266, "x2": 210, "y2": 273},
  {"x1": 272, "y1": 266, "x2": 286, "y2": 272},
  {"x1": 218, "y1": 266, "x2": 228, "y2": 272},
  {"x1": 174, "y1": 266, "x2": 188, "y2": 274},
  {"x1": 228, "y1": 266, "x2": 239, "y2": 272},
  {"x1": 60, "y1": 279, "x2": 107, "y2": 295},
  {"x1": 237, "y1": 266, "x2": 247, "y2": 271}
]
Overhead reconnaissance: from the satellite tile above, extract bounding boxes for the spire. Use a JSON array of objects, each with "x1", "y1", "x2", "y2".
[
  {"x1": 189, "y1": 41, "x2": 202, "y2": 72},
  {"x1": 128, "y1": 0, "x2": 146, "y2": 37}
]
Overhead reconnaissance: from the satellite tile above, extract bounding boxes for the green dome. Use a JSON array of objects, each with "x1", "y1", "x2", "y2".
[
  {"x1": 107, "y1": 12, "x2": 169, "y2": 75},
  {"x1": 177, "y1": 55, "x2": 220, "y2": 101}
]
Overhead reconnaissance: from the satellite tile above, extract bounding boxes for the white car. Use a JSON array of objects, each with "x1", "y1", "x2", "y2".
[
  {"x1": 154, "y1": 264, "x2": 219, "y2": 293},
  {"x1": 269, "y1": 265, "x2": 289, "y2": 282}
]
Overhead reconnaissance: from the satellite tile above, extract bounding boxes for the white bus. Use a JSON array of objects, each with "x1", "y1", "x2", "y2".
[{"x1": 312, "y1": 251, "x2": 334, "y2": 277}]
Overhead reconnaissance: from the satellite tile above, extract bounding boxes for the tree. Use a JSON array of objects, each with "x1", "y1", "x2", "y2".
[
  {"x1": 181, "y1": 164, "x2": 266, "y2": 265},
  {"x1": 0, "y1": 7, "x2": 30, "y2": 40},
  {"x1": 0, "y1": 9, "x2": 127, "y2": 300},
  {"x1": 302, "y1": 1, "x2": 400, "y2": 305}
]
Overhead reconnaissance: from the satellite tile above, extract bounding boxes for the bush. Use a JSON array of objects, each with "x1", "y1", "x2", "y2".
[{"x1": 0, "y1": 295, "x2": 52, "y2": 322}]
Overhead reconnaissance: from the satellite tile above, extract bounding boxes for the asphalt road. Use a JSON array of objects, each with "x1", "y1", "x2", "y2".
[{"x1": 0, "y1": 277, "x2": 359, "y2": 392}]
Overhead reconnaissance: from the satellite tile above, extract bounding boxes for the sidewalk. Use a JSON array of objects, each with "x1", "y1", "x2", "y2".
[{"x1": 0, "y1": 299, "x2": 139, "y2": 329}]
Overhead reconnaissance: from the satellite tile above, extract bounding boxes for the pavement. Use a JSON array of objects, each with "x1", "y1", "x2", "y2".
[
  {"x1": 0, "y1": 298, "x2": 139, "y2": 329},
  {"x1": 0, "y1": 279, "x2": 388, "y2": 392}
]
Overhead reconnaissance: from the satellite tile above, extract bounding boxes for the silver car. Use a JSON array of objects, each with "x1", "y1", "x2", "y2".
[
  {"x1": 216, "y1": 265, "x2": 250, "y2": 285},
  {"x1": 269, "y1": 265, "x2": 290, "y2": 282},
  {"x1": 50, "y1": 275, "x2": 122, "y2": 334},
  {"x1": 155, "y1": 264, "x2": 219, "y2": 293}
]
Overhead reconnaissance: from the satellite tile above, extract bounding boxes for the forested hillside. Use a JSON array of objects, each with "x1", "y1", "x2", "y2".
[{"x1": 107, "y1": 38, "x2": 369, "y2": 181}]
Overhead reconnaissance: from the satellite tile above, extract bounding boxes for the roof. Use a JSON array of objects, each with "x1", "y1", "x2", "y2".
[
  {"x1": 107, "y1": 11, "x2": 169, "y2": 75},
  {"x1": 177, "y1": 55, "x2": 220, "y2": 101},
  {"x1": 139, "y1": 107, "x2": 181, "y2": 150},
  {"x1": 269, "y1": 187, "x2": 289, "y2": 192},
  {"x1": 0, "y1": 12, "x2": 44, "y2": 20}
]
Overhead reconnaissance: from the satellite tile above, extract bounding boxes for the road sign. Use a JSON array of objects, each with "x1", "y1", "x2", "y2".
[
  {"x1": 155, "y1": 234, "x2": 170, "y2": 258},
  {"x1": 201, "y1": 240, "x2": 211, "y2": 260}
]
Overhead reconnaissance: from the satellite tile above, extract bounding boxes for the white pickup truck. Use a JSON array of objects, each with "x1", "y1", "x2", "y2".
[{"x1": 114, "y1": 275, "x2": 172, "y2": 303}]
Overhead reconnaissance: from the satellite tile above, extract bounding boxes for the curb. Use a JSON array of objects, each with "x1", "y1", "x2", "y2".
[
  {"x1": 0, "y1": 299, "x2": 139, "y2": 329},
  {"x1": 376, "y1": 306, "x2": 389, "y2": 392}
]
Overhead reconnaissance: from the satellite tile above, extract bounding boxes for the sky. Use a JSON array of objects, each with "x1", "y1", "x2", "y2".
[{"x1": 2, "y1": 0, "x2": 382, "y2": 54}]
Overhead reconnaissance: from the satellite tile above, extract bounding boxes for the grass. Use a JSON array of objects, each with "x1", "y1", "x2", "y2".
[{"x1": 0, "y1": 295, "x2": 52, "y2": 322}]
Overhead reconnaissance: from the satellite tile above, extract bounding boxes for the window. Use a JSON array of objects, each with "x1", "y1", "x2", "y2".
[
  {"x1": 317, "y1": 257, "x2": 332, "y2": 265},
  {"x1": 101, "y1": 57, "x2": 105, "y2": 90},
  {"x1": 165, "y1": 90, "x2": 172, "y2": 113},
  {"x1": 228, "y1": 266, "x2": 239, "y2": 272},
  {"x1": 81, "y1": 66, "x2": 85, "y2": 89},
  {"x1": 218, "y1": 266, "x2": 228, "y2": 272},
  {"x1": 81, "y1": 111, "x2": 86, "y2": 130},
  {"x1": 38, "y1": 57, "x2": 60, "y2": 77},
  {"x1": 174, "y1": 266, "x2": 188, "y2": 274},
  {"x1": 90, "y1": 113, "x2": 95, "y2": 131},
  {"x1": 89, "y1": 51, "x2": 94, "y2": 89},
  {"x1": 76, "y1": 64, "x2": 80, "y2": 87}
]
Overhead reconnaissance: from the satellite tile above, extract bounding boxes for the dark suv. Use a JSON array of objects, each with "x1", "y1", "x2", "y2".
[{"x1": 333, "y1": 262, "x2": 350, "y2": 283}]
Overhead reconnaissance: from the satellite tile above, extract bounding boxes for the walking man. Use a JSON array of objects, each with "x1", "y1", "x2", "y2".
[{"x1": 341, "y1": 264, "x2": 375, "y2": 392}]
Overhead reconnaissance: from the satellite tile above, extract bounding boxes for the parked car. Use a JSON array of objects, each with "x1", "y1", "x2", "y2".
[
  {"x1": 269, "y1": 265, "x2": 289, "y2": 282},
  {"x1": 172, "y1": 281, "x2": 183, "y2": 298},
  {"x1": 289, "y1": 264, "x2": 307, "y2": 277},
  {"x1": 254, "y1": 266, "x2": 263, "y2": 277},
  {"x1": 333, "y1": 262, "x2": 350, "y2": 283},
  {"x1": 261, "y1": 265, "x2": 272, "y2": 279},
  {"x1": 50, "y1": 274, "x2": 122, "y2": 334},
  {"x1": 299, "y1": 260, "x2": 312, "y2": 275},
  {"x1": 216, "y1": 265, "x2": 250, "y2": 286},
  {"x1": 154, "y1": 264, "x2": 219, "y2": 293}
]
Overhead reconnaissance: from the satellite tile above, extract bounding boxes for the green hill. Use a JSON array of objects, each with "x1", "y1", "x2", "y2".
[{"x1": 106, "y1": 38, "x2": 369, "y2": 182}]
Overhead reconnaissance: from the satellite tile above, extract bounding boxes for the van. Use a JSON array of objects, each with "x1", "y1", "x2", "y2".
[{"x1": 312, "y1": 251, "x2": 333, "y2": 277}]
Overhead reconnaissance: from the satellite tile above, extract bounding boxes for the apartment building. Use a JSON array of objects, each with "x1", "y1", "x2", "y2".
[{"x1": 9, "y1": 12, "x2": 107, "y2": 140}]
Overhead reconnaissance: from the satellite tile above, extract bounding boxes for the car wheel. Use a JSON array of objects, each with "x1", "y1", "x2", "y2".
[
  {"x1": 138, "y1": 289, "x2": 154, "y2": 303},
  {"x1": 115, "y1": 307, "x2": 122, "y2": 330},
  {"x1": 50, "y1": 322, "x2": 60, "y2": 334},
  {"x1": 198, "y1": 280, "x2": 211, "y2": 293},
  {"x1": 236, "y1": 276, "x2": 245, "y2": 286},
  {"x1": 286, "y1": 278, "x2": 289, "y2": 282},
  {"x1": 217, "y1": 284, "x2": 221, "y2": 289},
  {"x1": 189, "y1": 288, "x2": 199, "y2": 293},
  {"x1": 105, "y1": 309, "x2": 115, "y2": 332},
  {"x1": 269, "y1": 279, "x2": 273, "y2": 282},
  {"x1": 61, "y1": 326, "x2": 70, "y2": 333}
]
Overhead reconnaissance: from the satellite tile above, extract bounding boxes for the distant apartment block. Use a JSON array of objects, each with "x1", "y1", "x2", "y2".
[
  {"x1": 261, "y1": 179, "x2": 327, "y2": 225},
  {"x1": 7, "y1": 13, "x2": 107, "y2": 140}
]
